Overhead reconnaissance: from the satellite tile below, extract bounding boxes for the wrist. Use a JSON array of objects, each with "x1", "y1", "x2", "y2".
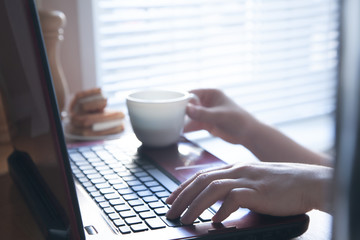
[
  {"x1": 309, "y1": 166, "x2": 333, "y2": 213},
  {"x1": 240, "y1": 116, "x2": 266, "y2": 148}
]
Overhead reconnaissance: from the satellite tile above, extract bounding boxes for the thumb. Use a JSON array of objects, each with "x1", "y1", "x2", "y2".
[{"x1": 212, "y1": 188, "x2": 257, "y2": 223}]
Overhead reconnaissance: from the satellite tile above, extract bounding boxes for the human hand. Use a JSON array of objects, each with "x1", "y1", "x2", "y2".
[
  {"x1": 165, "y1": 162, "x2": 332, "y2": 225},
  {"x1": 185, "y1": 89, "x2": 332, "y2": 167},
  {"x1": 185, "y1": 88, "x2": 257, "y2": 144}
]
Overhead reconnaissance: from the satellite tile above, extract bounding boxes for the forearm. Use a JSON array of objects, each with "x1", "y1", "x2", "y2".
[{"x1": 242, "y1": 120, "x2": 333, "y2": 167}]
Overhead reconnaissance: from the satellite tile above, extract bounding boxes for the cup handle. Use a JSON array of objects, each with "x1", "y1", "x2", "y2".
[
  {"x1": 189, "y1": 93, "x2": 201, "y2": 105},
  {"x1": 184, "y1": 93, "x2": 201, "y2": 132}
]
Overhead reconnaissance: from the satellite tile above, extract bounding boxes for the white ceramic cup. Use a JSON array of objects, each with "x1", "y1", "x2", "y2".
[{"x1": 126, "y1": 89, "x2": 195, "y2": 148}]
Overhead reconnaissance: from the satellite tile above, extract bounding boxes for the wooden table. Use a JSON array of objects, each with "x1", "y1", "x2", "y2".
[{"x1": 0, "y1": 143, "x2": 332, "y2": 240}]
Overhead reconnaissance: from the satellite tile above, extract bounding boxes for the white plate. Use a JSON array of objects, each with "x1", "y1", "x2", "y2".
[{"x1": 62, "y1": 119, "x2": 126, "y2": 142}]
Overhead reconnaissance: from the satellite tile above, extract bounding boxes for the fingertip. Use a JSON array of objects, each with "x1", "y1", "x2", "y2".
[
  {"x1": 211, "y1": 213, "x2": 225, "y2": 224},
  {"x1": 165, "y1": 206, "x2": 176, "y2": 219},
  {"x1": 165, "y1": 211, "x2": 171, "y2": 219},
  {"x1": 165, "y1": 195, "x2": 174, "y2": 204},
  {"x1": 180, "y1": 214, "x2": 195, "y2": 226}
]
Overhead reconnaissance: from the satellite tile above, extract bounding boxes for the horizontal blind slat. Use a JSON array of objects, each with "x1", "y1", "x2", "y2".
[{"x1": 94, "y1": 0, "x2": 339, "y2": 125}]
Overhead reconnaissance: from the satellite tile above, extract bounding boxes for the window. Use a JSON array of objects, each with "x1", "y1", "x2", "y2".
[{"x1": 90, "y1": 0, "x2": 339, "y2": 125}]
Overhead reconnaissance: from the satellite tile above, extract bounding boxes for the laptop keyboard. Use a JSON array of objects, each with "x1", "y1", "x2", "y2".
[{"x1": 68, "y1": 142, "x2": 214, "y2": 234}]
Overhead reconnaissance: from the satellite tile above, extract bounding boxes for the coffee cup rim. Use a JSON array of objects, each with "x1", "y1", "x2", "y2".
[{"x1": 126, "y1": 89, "x2": 190, "y2": 104}]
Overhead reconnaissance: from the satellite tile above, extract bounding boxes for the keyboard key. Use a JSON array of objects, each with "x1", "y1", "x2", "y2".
[
  {"x1": 147, "y1": 169, "x2": 178, "y2": 192},
  {"x1": 199, "y1": 209, "x2": 214, "y2": 222},
  {"x1": 69, "y1": 152, "x2": 85, "y2": 162},
  {"x1": 128, "y1": 199, "x2": 144, "y2": 207},
  {"x1": 148, "y1": 201, "x2": 165, "y2": 209},
  {"x1": 104, "y1": 174, "x2": 120, "y2": 180},
  {"x1": 90, "y1": 178, "x2": 106, "y2": 184},
  {"x1": 108, "y1": 212, "x2": 120, "y2": 220},
  {"x1": 87, "y1": 173, "x2": 102, "y2": 180},
  {"x1": 134, "y1": 171, "x2": 149, "y2": 178},
  {"x1": 127, "y1": 180, "x2": 142, "y2": 187},
  {"x1": 112, "y1": 182, "x2": 127, "y2": 190},
  {"x1": 81, "y1": 165, "x2": 96, "y2": 172},
  {"x1": 114, "y1": 204, "x2": 130, "y2": 212},
  {"x1": 82, "y1": 151, "x2": 98, "y2": 159},
  {"x1": 118, "y1": 188, "x2": 133, "y2": 195},
  {"x1": 129, "y1": 167, "x2": 144, "y2": 174},
  {"x1": 85, "y1": 186, "x2": 97, "y2": 192},
  {"x1": 136, "y1": 190, "x2": 153, "y2": 197},
  {"x1": 109, "y1": 198, "x2": 125, "y2": 206},
  {"x1": 113, "y1": 218, "x2": 125, "y2": 227},
  {"x1": 143, "y1": 196, "x2": 158, "y2": 203},
  {"x1": 155, "y1": 191, "x2": 170, "y2": 198},
  {"x1": 95, "y1": 182, "x2": 110, "y2": 189},
  {"x1": 130, "y1": 223, "x2": 148, "y2": 232},
  {"x1": 90, "y1": 191, "x2": 101, "y2": 198},
  {"x1": 108, "y1": 177, "x2": 124, "y2": 185},
  {"x1": 100, "y1": 187, "x2": 115, "y2": 195},
  {"x1": 139, "y1": 211, "x2": 156, "y2": 219},
  {"x1": 122, "y1": 176, "x2": 137, "y2": 182},
  {"x1": 88, "y1": 157, "x2": 102, "y2": 164},
  {"x1": 154, "y1": 207, "x2": 168, "y2": 216},
  {"x1": 77, "y1": 147, "x2": 91, "y2": 152},
  {"x1": 94, "y1": 196, "x2": 105, "y2": 203},
  {"x1": 132, "y1": 185, "x2": 147, "y2": 192},
  {"x1": 139, "y1": 176, "x2": 153, "y2": 182},
  {"x1": 119, "y1": 210, "x2": 136, "y2": 218},
  {"x1": 75, "y1": 161, "x2": 91, "y2": 168},
  {"x1": 94, "y1": 165, "x2": 109, "y2": 171},
  {"x1": 133, "y1": 205, "x2": 150, "y2": 213},
  {"x1": 99, "y1": 202, "x2": 110, "y2": 209},
  {"x1": 125, "y1": 216, "x2": 142, "y2": 225},
  {"x1": 160, "y1": 215, "x2": 199, "y2": 226},
  {"x1": 145, "y1": 217, "x2": 166, "y2": 229},
  {"x1": 115, "y1": 170, "x2": 131, "y2": 177},
  {"x1": 103, "y1": 207, "x2": 115, "y2": 214},
  {"x1": 98, "y1": 169, "x2": 114, "y2": 176},
  {"x1": 160, "y1": 216, "x2": 182, "y2": 227},
  {"x1": 104, "y1": 193, "x2": 121, "y2": 200},
  {"x1": 144, "y1": 181, "x2": 159, "y2": 187},
  {"x1": 77, "y1": 176, "x2": 88, "y2": 183},
  {"x1": 91, "y1": 145, "x2": 104, "y2": 151},
  {"x1": 150, "y1": 186, "x2": 166, "y2": 192},
  {"x1": 122, "y1": 194, "x2": 138, "y2": 201},
  {"x1": 91, "y1": 159, "x2": 105, "y2": 165},
  {"x1": 95, "y1": 150, "x2": 113, "y2": 160},
  {"x1": 119, "y1": 226, "x2": 131, "y2": 234}
]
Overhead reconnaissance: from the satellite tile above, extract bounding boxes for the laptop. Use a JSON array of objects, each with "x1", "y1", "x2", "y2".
[{"x1": 0, "y1": 0, "x2": 310, "y2": 239}]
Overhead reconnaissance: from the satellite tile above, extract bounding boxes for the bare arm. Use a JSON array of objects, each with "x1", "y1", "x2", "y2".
[
  {"x1": 243, "y1": 120, "x2": 333, "y2": 167},
  {"x1": 185, "y1": 88, "x2": 332, "y2": 167}
]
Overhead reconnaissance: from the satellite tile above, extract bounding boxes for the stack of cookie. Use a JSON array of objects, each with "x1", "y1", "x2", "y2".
[{"x1": 67, "y1": 88, "x2": 125, "y2": 136}]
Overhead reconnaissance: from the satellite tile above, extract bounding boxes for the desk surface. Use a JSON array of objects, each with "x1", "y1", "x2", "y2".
[{"x1": 0, "y1": 142, "x2": 332, "y2": 240}]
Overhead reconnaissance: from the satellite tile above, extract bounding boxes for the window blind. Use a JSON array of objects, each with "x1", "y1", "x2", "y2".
[{"x1": 93, "y1": 0, "x2": 339, "y2": 125}]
